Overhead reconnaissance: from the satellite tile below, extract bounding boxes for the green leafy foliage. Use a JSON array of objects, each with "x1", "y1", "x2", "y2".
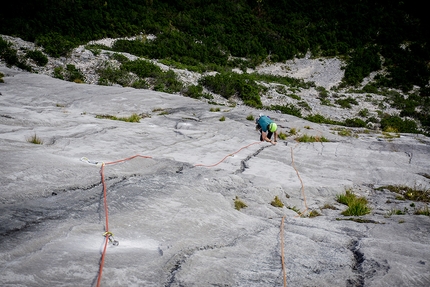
[
  {"x1": 25, "y1": 50, "x2": 48, "y2": 66},
  {"x1": 380, "y1": 115, "x2": 418, "y2": 133},
  {"x1": 199, "y1": 72, "x2": 262, "y2": 108}
]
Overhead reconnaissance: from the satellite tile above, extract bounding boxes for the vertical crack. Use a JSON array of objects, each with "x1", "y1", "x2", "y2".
[{"x1": 347, "y1": 239, "x2": 365, "y2": 287}]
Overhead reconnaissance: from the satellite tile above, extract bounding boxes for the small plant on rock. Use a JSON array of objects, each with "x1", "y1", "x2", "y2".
[
  {"x1": 27, "y1": 133, "x2": 43, "y2": 145},
  {"x1": 234, "y1": 196, "x2": 248, "y2": 210},
  {"x1": 336, "y1": 189, "x2": 371, "y2": 216},
  {"x1": 278, "y1": 132, "x2": 287, "y2": 140},
  {"x1": 271, "y1": 196, "x2": 284, "y2": 208},
  {"x1": 246, "y1": 114, "x2": 254, "y2": 121},
  {"x1": 219, "y1": 116, "x2": 226, "y2": 121}
]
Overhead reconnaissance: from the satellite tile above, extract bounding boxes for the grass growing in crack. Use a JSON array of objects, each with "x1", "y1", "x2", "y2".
[
  {"x1": 295, "y1": 134, "x2": 329, "y2": 142},
  {"x1": 377, "y1": 184, "x2": 430, "y2": 202},
  {"x1": 287, "y1": 206, "x2": 300, "y2": 213},
  {"x1": 308, "y1": 210, "x2": 321, "y2": 218},
  {"x1": 414, "y1": 206, "x2": 430, "y2": 216},
  {"x1": 278, "y1": 132, "x2": 287, "y2": 140},
  {"x1": 322, "y1": 203, "x2": 338, "y2": 210},
  {"x1": 246, "y1": 114, "x2": 254, "y2": 121},
  {"x1": 385, "y1": 208, "x2": 406, "y2": 217},
  {"x1": 234, "y1": 196, "x2": 247, "y2": 211},
  {"x1": 95, "y1": 113, "x2": 141, "y2": 122},
  {"x1": 27, "y1": 133, "x2": 43, "y2": 144},
  {"x1": 219, "y1": 116, "x2": 226, "y2": 121},
  {"x1": 271, "y1": 196, "x2": 284, "y2": 208},
  {"x1": 336, "y1": 218, "x2": 382, "y2": 224},
  {"x1": 210, "y1": 107, "x2": 220, "y2": 112},
  {"x1": 336, "y1": 189, "x2": 371, "y2": 216}
]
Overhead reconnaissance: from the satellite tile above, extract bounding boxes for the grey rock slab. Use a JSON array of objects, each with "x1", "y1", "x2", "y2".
[{"x1": 0, "y1": 67, "x2": 429, "y2": 286}]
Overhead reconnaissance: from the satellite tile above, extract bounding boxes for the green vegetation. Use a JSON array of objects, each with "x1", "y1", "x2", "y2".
[
  {"x1": 26, "y1": 133, "x2": 43, "y2": 145},
  {"x1": 376, "y1": 185, "x2": 430, "y2": 202},
  {"x1": 287, "y1": 206, "x2": 300, "y2": 213},
  {"x1": 219, "y1": 116, "x2": 226, "y2": 121},
  {"x1": 414, "y1": 206, "x2": 430, "y2": 216},
  {"x1": 308, "y1": 210, "x2": 321, "y2": 218},
  {"x1": 95, "y1": 113, "x2": 141, "y2": 123},
  {"x1": 0, "y1": 1, "x2": 429, "y2": 133},
  {"x1": 0, "y1": 37, "x2": 31, "y2": 71},
  {"x1": 0, "y1": 72, "x2": 4, "y2": 83},
  {"x1": 335, "y1": 96, "x2": 359, "y2": 109},
  {"x1": 246, "y1": 114, "x2": 254, "y2": 121},
  {"x1": 278, "y1": 132, "x2": 287, "y2": 140},
  {"x1": 234, "y1": 196, "x2": 247, "y2": 211},
  {"x1": 54, "y1": 64, "x2": 85, "y2": 83},
  {"x1": 210, "y1": 107, "x2": 220, "y2": 112},
  {"x1": 270, "y1": 104, "x2": 302, "y2": 118},
  {"x1": 295, "y1": 134, "x2": 329, "y2": 143},
  {"x1": 271, "y1": 196, "x2": 284, "y2": 208},
  {"x1": 199, "y1": 72, "x2": 263, "y2": 108},
  {"x1": 336, "y1": 190, "x2": 371, "y2": 216},
  {"x1": 26, "y1": 50, "x2": 48, "y2": 66}
]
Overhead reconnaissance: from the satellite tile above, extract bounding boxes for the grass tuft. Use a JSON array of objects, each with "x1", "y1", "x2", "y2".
[
  {"x1": 96, "y1": 113, "x2": 141, "y2": 122},
  {"x1": 336, "y1": 189, "x2": 371, "y2": 216},
  {"x1": 377, "y1": 184, "x2": 430, "y2": 202},
  {"x1": 27, "y1": 133, "x2": 43, "y2": 144},
  {"x1": 295, "y1": 134, "x2": 329, "y2": 142},
  {"x1": 271, "y1": 196, "x2": 284, "y2": 208},
  {"x1": 234, "y1": 196, "x2": 248, "y2": 210}
]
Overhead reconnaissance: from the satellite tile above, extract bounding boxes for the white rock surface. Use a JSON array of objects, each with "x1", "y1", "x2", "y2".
[{"x1": 0, "y1": 65, "x2": 429, "y2": 287}]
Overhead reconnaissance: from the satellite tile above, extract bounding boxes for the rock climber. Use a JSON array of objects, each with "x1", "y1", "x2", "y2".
[{"x1": 256, "y1": 114, "x2": 278, "y2": 145}]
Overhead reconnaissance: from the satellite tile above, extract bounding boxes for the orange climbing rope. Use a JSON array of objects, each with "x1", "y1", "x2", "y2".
[
  {"x1": 95, "y1": 155, "x2": 152, "y2": 287},
  {"x1": 280, "y1": 216, "x2": 287, "y2": 287},
  {"x1": 290, "y1": 145, "x2": 308, "y2": 217},
  {"x1": 88, "y1": 142, "x2": 304, "y2": 287},
  {"x1": 194, "y1": 141, "x2": 262, "y2": 168}
]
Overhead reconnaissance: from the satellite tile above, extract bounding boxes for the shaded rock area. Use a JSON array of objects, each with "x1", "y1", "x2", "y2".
[{"x1": 0, "y1": 67, "x2": 429, "y2": 287}]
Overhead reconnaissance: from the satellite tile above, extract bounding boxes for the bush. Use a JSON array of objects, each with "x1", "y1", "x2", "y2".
[
  {"x1": 182, "y1": 85, "x2": 205, "y2": 99},
  {"x1": 199, "y1": 72, "x2": 262, "y2": 108},
  {"x1": 270, "y1": 104, "x2": 302, "y2": 117},
  {"x1": 26, "y1": 50, "x2": 48, "y2": 66},
  {"x1": 380, "y1": 115, "x2": 418, "y2": 133},
  {"x1": 35, "y1": 32, "x2": 78, "y2": 58}
]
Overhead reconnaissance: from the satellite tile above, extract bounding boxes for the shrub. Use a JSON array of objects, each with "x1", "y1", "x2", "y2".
[
  {"x1": 182, "y1": 84, "x2": 205, "y2": 99},
  {"x1": 270, "y1": 104, "x2": 302, "y2": 117},
  {"x1": 199, "y1": 72, "x2": 262, "y2": 108},
  {"x1": 380, "y1": 115, "x2": 418, "y2": 133},
  {"x1": 35, "y1": 32, "x2": 78, "y2": 58},
  {"x1": 219, "y1": 116, "x2": 226, "y2": 121},
  {"x1": 26, "y1": 50, "x2": 48, "y2": 66},
  {"x1": 335, "y1": 96, "x2": 359, "y2": 109}
]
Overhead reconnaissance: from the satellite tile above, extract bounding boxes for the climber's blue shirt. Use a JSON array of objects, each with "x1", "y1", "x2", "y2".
[{"x1": 257, "y1": 116, "x2": 273, "y2": 132}]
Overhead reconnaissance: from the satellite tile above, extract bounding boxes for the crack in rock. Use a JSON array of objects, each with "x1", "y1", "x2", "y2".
[{"x1": 234, "y1": 145, "x2": 271, "y2": 174}]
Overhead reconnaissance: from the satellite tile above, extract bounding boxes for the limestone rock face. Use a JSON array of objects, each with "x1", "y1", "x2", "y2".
[{"x1": 0, "y1": 65, "x2": 429, "y2": 287}]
